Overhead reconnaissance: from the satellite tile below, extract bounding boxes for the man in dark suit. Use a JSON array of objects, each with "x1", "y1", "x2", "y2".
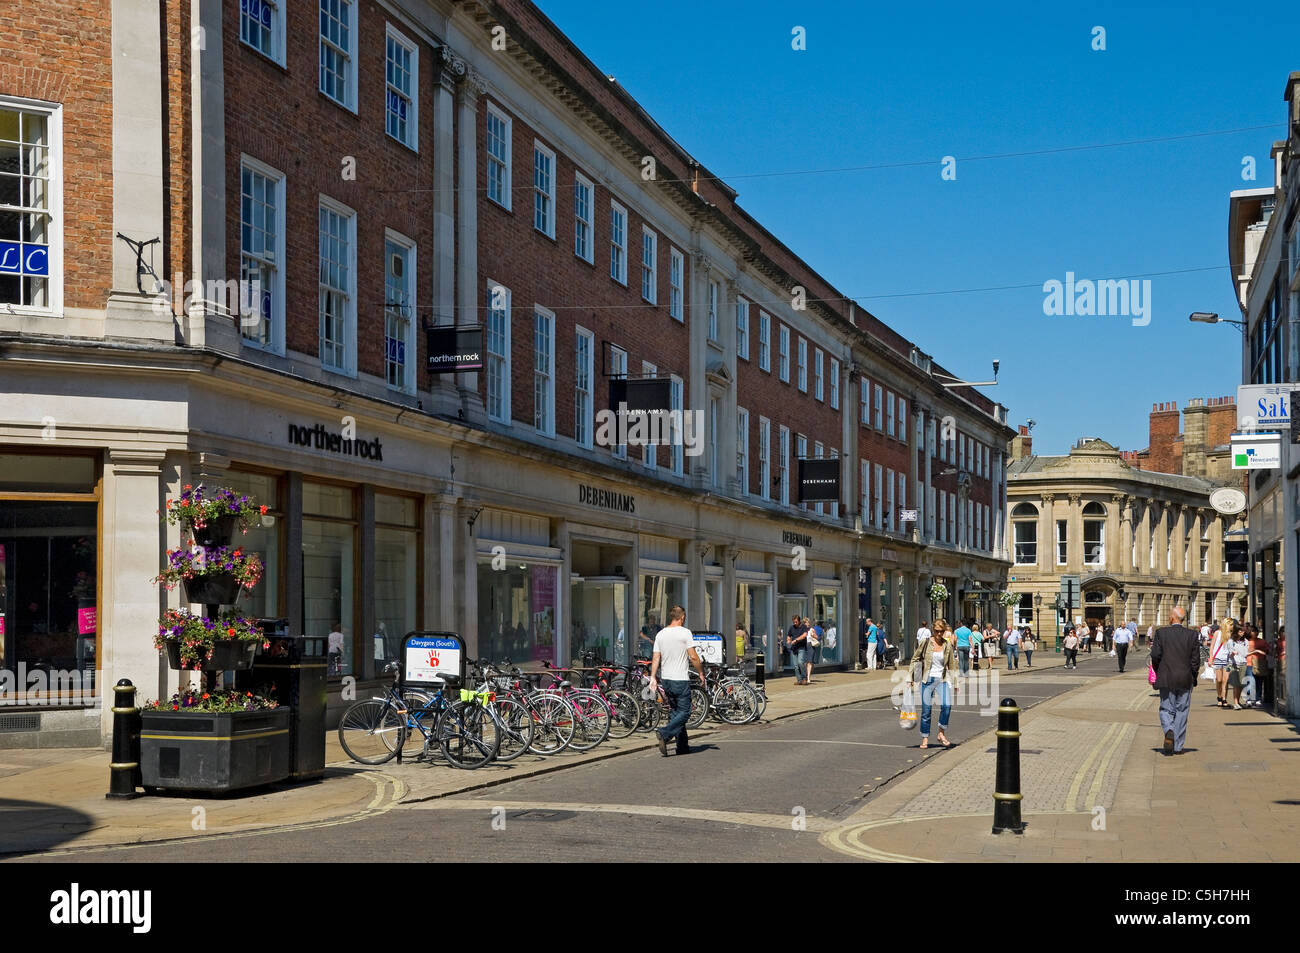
[{"x1": 1150, "y1": 606, "x2": 1201, "y2": 755}]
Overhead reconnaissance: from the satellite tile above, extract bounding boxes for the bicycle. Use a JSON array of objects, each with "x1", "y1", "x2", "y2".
[{"x1": 337, "y1": 662, "x2": 450, "y2": 765}]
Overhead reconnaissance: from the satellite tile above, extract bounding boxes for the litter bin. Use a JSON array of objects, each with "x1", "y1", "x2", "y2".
[{"x1": 236, "y1": 620, "x2": 327, "y2": 782}]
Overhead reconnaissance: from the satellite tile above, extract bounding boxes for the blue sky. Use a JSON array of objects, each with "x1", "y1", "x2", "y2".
[{"x1": 535, "y1": 0, "x2": 1298, "y2": 454}]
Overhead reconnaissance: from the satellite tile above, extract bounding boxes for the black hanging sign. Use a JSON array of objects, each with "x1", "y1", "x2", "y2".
[
  {"x1": 426, "y1": 325, "x2": 484, "y2": 374},
  {"x1": 797, "y1": 458, "x2": 840, "y2": 503}
]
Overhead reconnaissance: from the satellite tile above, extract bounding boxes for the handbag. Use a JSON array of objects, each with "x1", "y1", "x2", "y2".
[{"x1": 1147, "y1": 663, "x2": 1158, "y2": 686}]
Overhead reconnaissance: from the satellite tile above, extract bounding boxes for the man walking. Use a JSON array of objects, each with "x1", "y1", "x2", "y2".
[
  {"x1": 649, "y1": 605, "x2": 706, "y2": 756},
  {"x1": 785, "y1": 615, "x2": 808, "y2": 685},
  {"x1": 1005, "y1": 625, "x2": 1020, "y2": 669},
  {"x1": 1150, "y1": 607, "x2": 1201, "y2": 756},
  {"x1": 954, "y1": 619, "x2": 973, "y2": 676},
  {"x1": 1113, "y1": 623, "x2": 1132, "y2": 673}
]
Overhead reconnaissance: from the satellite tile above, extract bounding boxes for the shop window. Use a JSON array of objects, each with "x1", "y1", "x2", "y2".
[
  {"x1": 223, "y1": 471, "x2": 281, "y2": 621},
  {"x1": 638, "y1": 573, "x2": 686, "y2": 658},
  {"x1": 374, "y1": 493, "x2": 418, "y2": 664},
  {"x1": 813, "y1": 589, "x2": 840, "y2": 664},
  {"x1": 736, "y1": 582, "x2": 771, "y2": 661},
  {"x1": 477, "y1": 560, "x2": 558, "y2": 665},
  {"x1": 302, "y1": 483, "x2": 356, "y2": 676}
]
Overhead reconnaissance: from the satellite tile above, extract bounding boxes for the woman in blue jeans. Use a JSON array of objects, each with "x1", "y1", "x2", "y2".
[{"x1": 909, "y1": 627, "x2": 956, "y2": 749}]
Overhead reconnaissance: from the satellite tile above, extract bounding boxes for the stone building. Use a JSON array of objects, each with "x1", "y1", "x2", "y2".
[{"x1": 1006, "y1": 438, "x2": 1247, "y2": 644}]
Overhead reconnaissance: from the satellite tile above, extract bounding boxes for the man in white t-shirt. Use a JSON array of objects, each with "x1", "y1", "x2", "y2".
[{"x1": 649, "y1": 605, "x2": 705, "y2": 756}]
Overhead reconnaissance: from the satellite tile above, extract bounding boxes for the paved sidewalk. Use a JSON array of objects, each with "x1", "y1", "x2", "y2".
[
  {"x1": 821, "y1": 666, "x2": 1300, "y2": 862},
  {"x1": 0, "y1": 650, "x2": 1074, "y2": 854}
]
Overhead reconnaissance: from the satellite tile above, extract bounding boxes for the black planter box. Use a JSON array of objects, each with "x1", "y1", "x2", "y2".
[
  {"x1": 182, "y1": 572, "x2": 241, "y2": 606},
  {"x1": 236, "y1": 630, "x2": 327, "y2": 782},
  {"x1": 162, "y1": 638, "x2": 258, "y2": 671},
  {"x1": 140, "y1": 707, "x2": 291, "y2": 793},
  {"x1": 188, "y1": 514, "x2": 239, "y2": 548}
]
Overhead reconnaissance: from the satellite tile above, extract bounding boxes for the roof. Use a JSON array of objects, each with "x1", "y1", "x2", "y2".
[{"x1": 1007, "y1": 453, "x2": 1221, "y2": 495}]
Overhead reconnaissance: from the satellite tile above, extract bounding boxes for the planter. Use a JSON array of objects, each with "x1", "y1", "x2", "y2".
[
  {"x1": 140, "y1": 707, "x2": 291, "y2": 793},
  {"x1": 182, "y1": 572, "x2": 241, "y2": 606},
  {"x1": 188, "y1": 514, "x2": 239, "y2": 548},
  {"x1": 162, "y1": 637, "x2": 258, "y2": 671}
]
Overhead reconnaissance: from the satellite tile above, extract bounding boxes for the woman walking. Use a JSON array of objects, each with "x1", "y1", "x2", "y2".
[
  {"x1": 909, "y1": 624, "x2": 955, "y2": 749},
  {"x1": 1063, "y1": 627, "x2": 1079, "y2": 669},
  {"x1": 1226, "y1": 622, "x2": 1250, "y2": 710},
  {"x1": 1209, "y1": 621, "x2": 1232, "y2": 707},
  {"x1": 1022, "y1": 628, "x2": 1035, "y2": 667}
]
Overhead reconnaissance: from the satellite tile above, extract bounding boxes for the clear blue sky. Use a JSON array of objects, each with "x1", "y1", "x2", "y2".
[{"x1": 536, "y1": 0, "x2": 1298, "y2": 455}]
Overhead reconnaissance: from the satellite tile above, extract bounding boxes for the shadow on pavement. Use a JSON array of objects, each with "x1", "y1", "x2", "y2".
[{"x1": 0, "y1": 798, "x2": 96, "y2": 856}]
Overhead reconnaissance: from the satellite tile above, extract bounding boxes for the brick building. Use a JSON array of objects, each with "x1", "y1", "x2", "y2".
[{"x1": 0, "y1": 0, "x2": 1011, "y2": 745}]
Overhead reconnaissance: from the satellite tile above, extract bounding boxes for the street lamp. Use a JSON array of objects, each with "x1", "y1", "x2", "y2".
[
  {"x1": 1051, "y1": 595, "x2": 1066, "y2": 651},
  {"x1": 933, "y1": 360, "x2": 1000, "y2": 389},
  {"x1": 1034, "y1": 592, "x2": 1042, "y2": 638},
  {"x1": 1188, "y1": 311, "x2": 1245, "y2": 331}
]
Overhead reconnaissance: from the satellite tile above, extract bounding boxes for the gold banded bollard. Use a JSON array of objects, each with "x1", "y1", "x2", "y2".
[
  {"x1": 106, "y1": 679, "x2": 142, "y2": 799},
  {"x1": 992, "y1": 696, "x2": 1024, "y2": 834}
]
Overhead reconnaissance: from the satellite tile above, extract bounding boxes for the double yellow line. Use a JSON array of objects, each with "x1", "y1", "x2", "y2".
[{"x1": 1064, "y1": 722, "x2": 1133, "y2": 812}]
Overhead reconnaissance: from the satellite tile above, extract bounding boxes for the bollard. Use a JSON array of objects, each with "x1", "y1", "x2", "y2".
[
  {"x1": 754, "y1": 653, "x2": 766, "y2": 688},
  {"x1": 991, "y1": 696, "x2": 1024, "y2": 834},
  {"x1": 106, "y1": 679, "x2": 142, "y2": 799}
]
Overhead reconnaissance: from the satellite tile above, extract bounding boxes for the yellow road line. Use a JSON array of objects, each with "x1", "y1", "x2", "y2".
[
  {"x1": 407, "y1": 798, "x2": 839, "y2": 832},
  {"x1": 1065, "y1": 723, "x2": 1119, "y2": 812},
  {"x1": 1085, "y1": 723, "x2": 1134, "y2": 810}
]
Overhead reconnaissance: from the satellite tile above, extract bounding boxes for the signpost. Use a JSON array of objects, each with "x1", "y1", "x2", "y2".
[
  {"x1": 692, "y1": 631, "x2": 725, "y2": 664},
  {"x1": 1236, "y1": 383, "x2": 1295, "y2": 429},
  {"x1": 400, "y1": 631, "x2": 466, "y2": 687},
  {"x1": 1230, "y1": 433, "x2": 1282, "y2": 470}
]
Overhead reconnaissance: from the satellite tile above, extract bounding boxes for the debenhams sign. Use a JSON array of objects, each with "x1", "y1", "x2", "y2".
[{"x1": 578, "y1": 483, "x2": 635, "y2": 514}]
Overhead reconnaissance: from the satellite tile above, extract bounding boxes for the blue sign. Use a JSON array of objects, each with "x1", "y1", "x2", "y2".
[
  {"x1": 692, "y1": 631, "x2": 725, "y2": 664},
  {"x1": 241, "y1": 0, "x2": 272, "y2": 29},
  {"x1": 403, "y1": 632, "x2": 464, "y2": 685},
  {"x1": 385, "y1": 336, "x2": 405, "y2": 364},
  {"x1": 0, "y1": 241, "x2": 48, "y2": 277},
  {"x1": 386, "y1": 90, "x2": 407, "y2": 120}
]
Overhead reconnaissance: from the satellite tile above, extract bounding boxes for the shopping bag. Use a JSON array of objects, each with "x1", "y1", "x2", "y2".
[
  {"x1": 1109, "y1": 650, "x2": 1117, "y2": 657},
  {"x1": 899, "y1": 684, "x2": 918, "y2": 730},
  {"x1": 1200, "y1": 663, "x2": 1215, "y2": 681},
  {"x1": 1147, "y1": 663, "x2": 1158, "y2": 686}
]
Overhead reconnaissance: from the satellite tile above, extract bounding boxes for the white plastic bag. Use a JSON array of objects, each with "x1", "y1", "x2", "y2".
[{"x1": 899, "y1": 684, "x2": 918, "y2": 730}]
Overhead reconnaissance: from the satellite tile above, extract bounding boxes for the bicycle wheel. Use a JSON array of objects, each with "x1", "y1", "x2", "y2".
[
  {"x1": 338, "y1": 699, "x2": 405, "y2": 765},
  {"x1": 686, "y1": 686, "x2": 709, "y2": 730},
  {"x1": 712, "y1": 681, "x2": 758, "y2": 725},
  {"x1": 604, "y1": 689, "x2": 641, "y2": 739},
  {"x1": 566, "y1": 690, "x2": 611, "y2": 751},
  {"x1": 437, "y1": 700, "x2": 500, "y2": 769},
  {"x1": 491, "y1": 694, "x2": 535, "y2": 762},
  {"x1": 526, "y1": 692, "x2": 576, "y2": 754},
  {"x1": 636, "y1": 694, "x2": 661, "y2": 732},
  {"x1": 749, "y1": 686, "x2": 768, "y2": 723},
  {"x1": 397, "y1": 690, "x2": 442, "y2": 761}
]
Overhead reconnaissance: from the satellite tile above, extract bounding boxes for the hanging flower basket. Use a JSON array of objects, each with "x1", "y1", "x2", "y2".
[
  {"x1": 161, "y1": 483, "x2": 268, "y2": 541},
  {"x1": 998, "y1": 590, "x2": 1021, "y2": 608},
  {"x1": 156, "y1": 609, "x2": 267, "y2": 670},
  {"x1": 155, "y1": 546, "x2": 264, "y2": 605},
  {"x1": 928, "y1": 583, "x2": 949, "y2": 604}
]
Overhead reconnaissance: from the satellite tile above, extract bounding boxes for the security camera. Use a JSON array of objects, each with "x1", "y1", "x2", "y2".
[{"x1": 992, "y1": 359, "x2": 1000, "y2": 377}]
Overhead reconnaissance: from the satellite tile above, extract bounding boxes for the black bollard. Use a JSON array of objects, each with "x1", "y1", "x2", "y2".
[
  {"x1": 106, "y1": 678, "x2": 142, "y2": 799},
  {"x1": 991, "y1": 696, "x2": 1024, "y2": 834},
  {"x1": 754, "y1": 653, "x2": 765, "y2": 688}
]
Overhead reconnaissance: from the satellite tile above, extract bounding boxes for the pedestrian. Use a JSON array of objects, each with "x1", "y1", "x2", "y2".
[
  {"x1": 1005, "y1": 625, "x2": 1020, "y2": 669},
  {"x1": 1113, "y1": 622, "x2": 1133, "y2": 673},
  {"x1": 1022, "y1": 628, "x2": 1035, "y2": 667},
  {"x1": 954, "y1": 619, "x2": 973, "y2": 676},
  {"x1": 970, "y1": 623, "x2": 984, "y2": 672},
  {"x1": 1063, "y1": 628, "x2": 1079, "y2": 669},
  {"x1": 1224, "y1": 621, "x2": 1249, "y2": 710},
  {"x1": 649, "y1": 605, "x2": 705, "y2": 756},
  {"x1": 804, "y1": 617, "x2": 818, "y2": 684},
  {"x1": 913, "y1": 619, "x2": 931, "y2": 668},
  {"x1": 865, "y1": 616, "x2": 879, "y2": 671},
  {"x1": 1150, "y1": 607, "x2": 1201, "y2": 755},
  {"x1": 1246, "y1": 630, "x2": 1268, "y2": 708},
  {"x1": 785, "y1": 614, "x2": 807, "y2": 685},
  {"x1": 1144, "y1": 623, "x2": 1154, "y2": 647},
  {"x1": 908, "y1": 624, "x2": 955, "y2": 749},
  {"x1": 1209, "y1": 621, "x2": 1232, "y2": 708},
  {"x1": 1103, "y1": 623, "x2": 1114, "y2": 654}
]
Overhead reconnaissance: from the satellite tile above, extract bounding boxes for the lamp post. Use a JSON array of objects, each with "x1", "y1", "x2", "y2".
[
  {"x1": 1051, "y1": 595, "x2": 1065, "y2": 651},
  {"x1": 1188, "y1": 311, "x2": 1245, "y2": 332},
  {"x1": 1034, "y1": 593, "x2": 1042, "y2": 639}
]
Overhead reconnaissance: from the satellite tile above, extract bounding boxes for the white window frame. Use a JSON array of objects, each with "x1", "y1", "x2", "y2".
[
  {"x1": 778, "y1": 325, "x2": 790, "y2": 381},
  {"x1": 609, "y1": 200, "x2": 627, "y2": 285},
  {"x1": 874, "y1": 463, "x2": 884, "y2": 529},
  {"x1": 737, "y1": 407, "x2": 749, "y2": 493},
  {"x1": 758, "y1": 311, "x2": 771, "y2": 370},
  {"x1": 860, "y1": 378, "x2": 870, "y2": 425},
  {"x1": 317, "y1": 195, "x2": 357, "y2": 376},
  {"x1": 485, "y1": 104, "x2": 512, "y2": 210},
  {"x1": 609, "y1": 345, "x2": 628, "y2": 459},
  {"x1": 573, "y1": 172, "x2": 594, "y2": 263},
  {"x1": 238, "y1": 154, "x2": 284, "y2": 354},
  {"x1": 860, "y1": 460, "x2": 869, "y2": 524},
  {"x1": 898, "y1": 397, "x2": 907, "y2": 444},
  {"x1": 533, "y1": 306, "x2": 556, "y2": 436},
  {"x1": 0, "y1": 98, "x2": 63, "y2": 316},
  {"x1": 885, "y1": 468, "x2": 895, "y2": 531},
  {"x1": 1056, "y1": 519, "x2": 1068, "y2": 566},
  {"x1": 759, "y1": 416, "x2": 771, "y2": 500},
  {"x1": 898, "y1": 471, "x2": 906, "y2": 521},
  {"x1": 814, "y1": 348, "x2": 824, "y2": 401},
  {"x1": 533, "y1": 141, "x2": 556, "y2": 238},
  {"x1": 574, "y1": 325, "x2": 594, "y2": 448},
  {"x1": 239, "y1": 0, "x2": 285, "y2": 65},
  {"x1": 736, "y1": 296, "x2": 749, "y2": 360},
  {"x1": 829, "y1": 448, "x2": 839, "y2": 519},
  {"x1": 830, "y1": 358, "x2": 840, "y2": 410},
  {"x1": 710, "y1": 398, "x2": 721, "y2": 488},
  {"x1": 779, "y1": 426, "x2": 791, "y2": 505},
  {"x1": 796, "y1": 434, "x2": 808, "y2": 510},
  {"x1": 382, "y1": 228, "x2": 417, "y2": 394},
  {"x1": 384, "y1": 25, "x2": 418, "y2": 151},
  {"x1": 319, "y1": 0, "x2": 357, "y2": 112},
  {"x1": 797, "y1": 337, "x2": 808, "y2": 392},
  {"x1": 668, "y1": 247, "x2": 684, "y2": 321},
  {"x1": 670, "y1": 375, "x2": 684, "y2": 475},
  {"x1": 485, "y1": 279, "x2": 512, "y2": 424},
  {"x1": 641, "y1": 226, "x2": 657, "y2": 304},
  {"x1": 886, "y1": 392, "x2": 895, "y2": 437},
  {"x1": 1013, "y1": 516, "x2": 1037, "y2": 565},
  {"x1": 642, "y1": 361, "x2": 658, "y2": 469},
  {"x1": 873, "y1": 385, "x2": 883, "y2": 429}
]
